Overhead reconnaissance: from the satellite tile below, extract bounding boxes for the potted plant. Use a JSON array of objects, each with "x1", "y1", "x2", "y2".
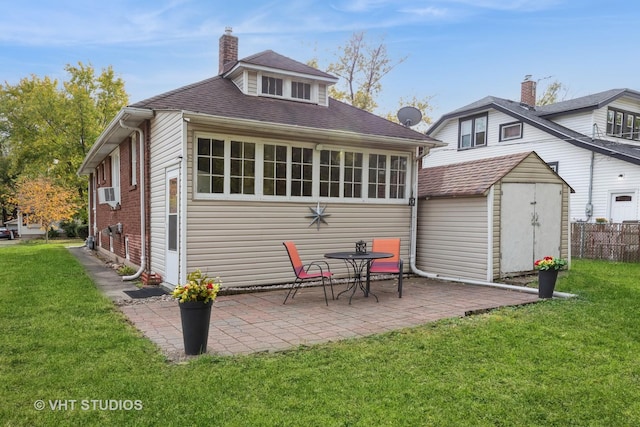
[
  {"x1": 534, "y1": 256, "x2": 567, "y2": 299},
  {"x1": 171, "y1": 269, "x2": 221, "y2": 355}
]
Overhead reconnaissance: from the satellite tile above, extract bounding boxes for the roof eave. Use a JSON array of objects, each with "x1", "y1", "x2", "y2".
[
  {"x1": 77, "y1": 107, "x2": 154, "y2": 176},
  {"x1": 183, "y1": 111, "x2": 444, "y2": 150}
]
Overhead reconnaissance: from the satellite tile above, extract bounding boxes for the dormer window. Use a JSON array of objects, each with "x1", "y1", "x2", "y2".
[
  {"x1": 262, "y1": 76, "x2": 283, "y2": 96},
  {"x1": 292, "y1": 81, "x2": 311, "y2": 100}
]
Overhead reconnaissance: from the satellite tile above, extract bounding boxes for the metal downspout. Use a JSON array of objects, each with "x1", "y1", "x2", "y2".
[
  {"x1": 409, "y1": 153, "x2": 575, "y2": 299},
  {"x1": 119, "y1": 120, "x2": 146, "y2": 281}
]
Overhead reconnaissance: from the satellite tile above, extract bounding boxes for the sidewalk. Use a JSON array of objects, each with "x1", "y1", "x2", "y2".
[{"x1": 69, "y1": 246, "x2": 541, "y2": 362}]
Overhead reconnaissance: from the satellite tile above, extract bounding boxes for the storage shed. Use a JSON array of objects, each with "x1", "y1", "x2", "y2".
[{"x1": 416, "y1": 151, "x2": 573, "y2": 281}]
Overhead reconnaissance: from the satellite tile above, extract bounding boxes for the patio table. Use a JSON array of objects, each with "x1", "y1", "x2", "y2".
[{"x1": 324, "y1": 251, "x2": 393, "y2": 304}]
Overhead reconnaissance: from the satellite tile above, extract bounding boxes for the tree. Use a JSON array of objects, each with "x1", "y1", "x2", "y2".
[
  {"x1": 10, "y1": 176, "x2": 80, "y2": 243},
  {"x1": 327, "y1": 32, "x2": 407, "y2": 112},
  {"x1": 0, "y1": 62, "x2": 128, "y2": 208},
  {"x1": 537, "y1": 79, "x2": 567, "y2": 106}
]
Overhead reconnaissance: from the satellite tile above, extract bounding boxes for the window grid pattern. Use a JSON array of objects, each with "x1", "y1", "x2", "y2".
[
  {"x1": 343, "y1": 152, "x2": 363, "y2": 198},
  {"x1": 319, "y1": 150, "x2": 341, "y2": 197},
  {"x1": 291, "y1": 147, "x2": 313, "y2": 197},
  {"x1": 197, "y1": 138, "x2": 225, "y2": 193},
  {"x1": 368, "y1": 154, "x2": 386, "y2": 199},
  {"x1": 263, "y1": 144, "x2": 287, "y2": 196},
  {"x1": 230, "y1": 141, "x2": 255, "y2": 195},
  {"x1": 389, "y1": 156, "x2": 407, "y2": 199}
]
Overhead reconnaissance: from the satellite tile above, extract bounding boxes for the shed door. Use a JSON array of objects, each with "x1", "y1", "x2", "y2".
[{"x1": 500, "y1": 183, "x2": 562, "y2": 275}]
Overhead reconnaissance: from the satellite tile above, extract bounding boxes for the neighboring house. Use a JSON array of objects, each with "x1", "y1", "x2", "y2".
[
  {"x1": 424, "y1": 77, "x2": 640, "y2": 224},
  {"x1": 77, "y1": 29, "x2": 442, "y2": 288},
  {"x1": 415, "y1": 152, "x2": 573, "y2": 281}
]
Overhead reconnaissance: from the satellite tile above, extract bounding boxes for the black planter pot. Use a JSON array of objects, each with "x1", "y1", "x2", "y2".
[
  {"x1": 179, "y1": 300, "x2": 212, "y2": 355},
  {"x1": 538, "y1": 269, "x2": 559, "y2": 299}
]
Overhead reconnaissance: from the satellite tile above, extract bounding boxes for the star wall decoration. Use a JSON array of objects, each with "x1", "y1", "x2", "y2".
[{"x1": 306, "y1": 202, "x2": 330, "y2": 230}]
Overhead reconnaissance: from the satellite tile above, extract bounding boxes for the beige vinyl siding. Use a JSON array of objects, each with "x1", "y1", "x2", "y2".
[
  {"x1": 184, "y1": 124, "x2": 413, "y2": 287},
  {"x1": 149, "y1": 111, "x2": 185, "y2": 278},
  {"x1": 232, "y1": 73, "x2": 244, "y2": 93},
  {"x1": 318, "y1": 83, "x2": 327, "y2": 106},
  {"x1": 185, "y1": 200, "x2": 412, "y2": 287},
  {"x1": 247, "y1": 71, "x2": 258, "y2": 95},
  {"x1": 416, "y1": 197, "x2": 489, "y2": 281}
]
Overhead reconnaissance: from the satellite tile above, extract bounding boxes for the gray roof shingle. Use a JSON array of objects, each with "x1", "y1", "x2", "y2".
[
  {"x1": 131, "y1": 75, "x2": 436, "y2": 141},
  {"x1": 427, "y1": 89, "x2": 640, "y2": 165}
]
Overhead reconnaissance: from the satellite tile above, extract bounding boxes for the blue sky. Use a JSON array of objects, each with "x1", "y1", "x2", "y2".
[{"x1": 1, "y1": 0, "x2": 638, "y2": 123}]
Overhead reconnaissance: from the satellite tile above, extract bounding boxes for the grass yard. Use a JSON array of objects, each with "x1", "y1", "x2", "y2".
[{"x1": 1, "y1": 242, "x2": 639, "y2": 426}]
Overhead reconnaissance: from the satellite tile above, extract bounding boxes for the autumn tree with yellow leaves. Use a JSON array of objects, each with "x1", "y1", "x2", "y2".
[{"x1": 11, "y1": 176, "x2": 80, "y2": 242}]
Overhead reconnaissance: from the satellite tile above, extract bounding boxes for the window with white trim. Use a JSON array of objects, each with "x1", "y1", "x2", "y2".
[
  {"x1": 343, "y1": 152, "x2": 363, "y2": 198},
  {"x1": 230, "y1": 141, "x2": 255, "y2": 195},
  {"x1": 389, "y1": 156, "x2": 407, "y2": 199},
  {"x1": 291, "y1": 81, "x2": 311, "y2": 100},
  {"x1": 194, "y1": 134, "x2": 410, "y2": 202},
  {"x1": 291, "y1": 147, "x2": 313, "y2": 197},
  {"x1": 263, "y1": 144, "x2": 287, "y2": 196},
  {"x1": 261, "y1": 76, "x2": 283, "y2": 96},
  {"x1": 320, "y1": 150, "x2": 341, "y2": 197},
  {"x1": 110, "y1": 147, "x2": 121, "y2": 204},
  {"x1": 499, "y1": 122, "x2": 523, "y2": 141},
  {"x1": 368, "y1": 154, "x2": 386, "y2": 199}
]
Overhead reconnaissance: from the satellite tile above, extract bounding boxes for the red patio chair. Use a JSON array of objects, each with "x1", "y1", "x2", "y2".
[
  {"x1": 282, "y1": 241, "x2": 334, "y2": 306},
  {"x1": 369, "y1": 238, "x2": 404, "y2": 298}
]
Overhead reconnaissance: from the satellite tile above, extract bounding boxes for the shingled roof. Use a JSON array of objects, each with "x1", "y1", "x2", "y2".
[
  {"x1": 131, "y1": 75, "x2": 436, "y2": 141},
  {"x1": 427, "y1": 89, "x2": 640, "y2": 166},
  {"x1": 418, "y1": 152, "x2": 532, "y2": 198}
]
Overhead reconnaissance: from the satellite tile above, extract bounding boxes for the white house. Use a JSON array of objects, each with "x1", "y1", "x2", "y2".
[{"x1": 424, "y1": 77, "x2": 640, "y2": 224}]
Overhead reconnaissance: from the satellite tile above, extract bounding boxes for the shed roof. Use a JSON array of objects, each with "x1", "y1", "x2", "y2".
[{"x1": 419, "y1": 152, "x2": 533, "y2": 198}]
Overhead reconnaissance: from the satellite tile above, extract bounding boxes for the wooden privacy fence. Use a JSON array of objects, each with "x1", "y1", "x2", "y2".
[{"x1": 572, "y1": 222, "x2": 640, "y2": 262}]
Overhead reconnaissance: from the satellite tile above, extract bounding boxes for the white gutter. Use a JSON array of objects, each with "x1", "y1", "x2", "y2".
[
  {"x1": 119, "y1": 121, "x2": 146, "y2": 281},
  {"x1": 409, "y1": 155, "x2": 575, "y2": 299}
]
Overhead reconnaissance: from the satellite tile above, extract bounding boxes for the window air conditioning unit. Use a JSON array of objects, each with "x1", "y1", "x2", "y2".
[{"x1": 98, "y1": 187, "x2": 119, "y2": 208}]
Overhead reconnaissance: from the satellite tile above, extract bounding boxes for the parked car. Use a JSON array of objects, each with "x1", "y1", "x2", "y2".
[{"x1": 0, "y1": 227, "x2": 14, "y2": 239}]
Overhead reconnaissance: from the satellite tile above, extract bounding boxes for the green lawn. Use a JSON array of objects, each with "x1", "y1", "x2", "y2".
[{"x1": 2, "y1": 242, "x2": 639, "y2": 426}]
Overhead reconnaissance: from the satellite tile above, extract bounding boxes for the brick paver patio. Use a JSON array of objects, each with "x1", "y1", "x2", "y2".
[{"x1": 118, "y1": 277, "x2": 540, "y2": 361}]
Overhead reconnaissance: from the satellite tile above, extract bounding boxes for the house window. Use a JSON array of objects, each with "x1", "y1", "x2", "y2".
[
  {"x1": 110, "y1": 148, "x2": 121, "y2": 204},
  {"x1": 197, "y1": 138, "x2": 225, "y2": 193},
  {"x1": 368, "y1": 154, "x2": 386, "y2": 198},
  {"x1": 459, "y1": 114, "x2": 487, "y2": 149},
  {"x1": 499, "y1": 122, "x2": 523, "y2": 141},
  {"x1": 343, "y1": 152, "x2": 363, "y2": 198},
  {"x1": 389, "y1": 156, "x2": 407, "y2": 199},
  {"x1": 291, "y1": 81, "x2": 311, "y2": 100},
  {"x1": 130, "y1": 136, "x2": 137, "y2": 186},
  {"x1": 262, "y1": 76, "x2": 283, "y2": 96},
  {"x1": 263, "y1": 144, "x2": 287, "y2": 196},
  {"x1": 291, "y1": 147, "x2": 313, "y2": 197},
  {"x1": 547, "y1": 162, "x2": 559, "y2": 173},
  {"x1": 606, "y1": 108, "x2": 640, "y2": 139},
  {"x1": 230, "y1": 141, "x2": 255, "y2": 195},
  {"x1": 319, "y1": 150, "x2": 341, "y2": 197},
  {"x1": 195, "y1": 134, "x2": 409, "y2": 202}
]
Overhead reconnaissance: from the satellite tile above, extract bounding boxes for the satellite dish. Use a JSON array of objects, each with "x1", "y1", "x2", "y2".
[{"x1": 397, "y1": 106, "x2": 422, "y2": 127}]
